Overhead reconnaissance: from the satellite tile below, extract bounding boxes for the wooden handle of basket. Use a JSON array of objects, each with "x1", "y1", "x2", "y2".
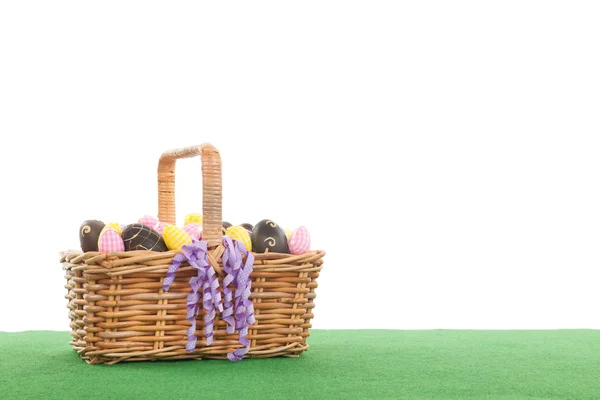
[{"x1": 157, "y1": 143, "x2": 222, "y2": 247}]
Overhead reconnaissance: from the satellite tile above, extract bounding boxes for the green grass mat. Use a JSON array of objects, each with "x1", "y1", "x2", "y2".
[{"x1": 1, "y1": 330, "x2": 599, "y2": 399}]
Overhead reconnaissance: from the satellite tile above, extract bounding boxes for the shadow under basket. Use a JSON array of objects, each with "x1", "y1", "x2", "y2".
[{"x1": 60, "y1": 144, "x2": 325, "y2": 364}]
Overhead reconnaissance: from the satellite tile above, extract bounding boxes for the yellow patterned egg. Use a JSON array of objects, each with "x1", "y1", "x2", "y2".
[
  {"x1": 226, "y1": 225, "x2": 253, "y2": 252},
  {"x1": 184, "y1": 213, "x2": 203, "y2": 226},
  {"x1": 100, "y1": 222, "x2": 122, "y2": 236},
  {"x1": 285, "y1": 228, "x2": 292, "y2": 239},
  {"x1": 163, "y1": 224, "x2": 192, "y2": 251}
]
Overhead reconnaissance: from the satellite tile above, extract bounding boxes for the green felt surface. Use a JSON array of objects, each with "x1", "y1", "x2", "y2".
[{"x1": 1, "y1": 330, "x2": 599, "y2": 399}]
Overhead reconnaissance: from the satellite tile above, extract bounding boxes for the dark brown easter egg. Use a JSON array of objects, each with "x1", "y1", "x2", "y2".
[
  {"x1": 240, "y1": 223, "x2": 254, "y2": 232},
  {"x1": 122, "y1": 223, "x2": 168, "y2": 252},
  {"x1": 222, "y1": 221, "x2": 232, "y2": 235},
  {"x1": 251, "y1": 219, "x2": 290, "y2": 254},
  {"x1": 79, "y1": 220, "x2": 105, "y2": 252}
]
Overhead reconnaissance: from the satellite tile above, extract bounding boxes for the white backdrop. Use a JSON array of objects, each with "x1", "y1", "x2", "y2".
[{"x1": 1, "y1": 1, "x2": 599, "y2": 331}]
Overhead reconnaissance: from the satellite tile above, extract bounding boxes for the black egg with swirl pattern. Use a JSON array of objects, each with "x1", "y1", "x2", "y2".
[
  {"x1": 251, "y1": 219, "x2": 290, "y2": 253},
  {"x1": 79, "y1": 220, "x2": 105, "y2": 252}
]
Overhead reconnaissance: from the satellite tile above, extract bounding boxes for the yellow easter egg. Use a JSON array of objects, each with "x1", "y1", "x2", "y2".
[
  {"x1": 226, "y1": 225, "x2": 253, "y2": 252},
  {"x1": 285, "y1": 229, "x2": 292, "y2": 239},
  {"x1": 163, "y1": 224, "x2": 192, "y2": 251},
  {"x1": 184, "y1": 213, "x2": 203, "y2": 226},
  {"x1": 100, "y1": 222, "x2": 122, "y2": 236}
]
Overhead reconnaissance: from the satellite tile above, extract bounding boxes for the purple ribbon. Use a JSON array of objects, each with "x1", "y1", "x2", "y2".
[
  {"x1": 222, "y1": 236, "x2": 255, "y2": 362},
  {"x1": 163, "y1": 240, "x2": 210, "y2": 351},
  {"x1": 163, "y1": 237, "x2": 254, "y2": 362}
]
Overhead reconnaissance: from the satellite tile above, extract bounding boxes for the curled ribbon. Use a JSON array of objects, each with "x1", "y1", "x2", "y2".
[
  {"x1": 163, "y1": 237, "x2": 254, "y2": 362},
  {"x1": 163, "y1": 240, "x2": 209, "y2": 351},
  {"x1": 222, "y1": 236, "x2": 255, "y2": 362}
]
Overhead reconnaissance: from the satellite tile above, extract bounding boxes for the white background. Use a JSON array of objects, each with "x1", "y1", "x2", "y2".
[{"x1": 1, "y1": 1, "x2": 599, "y2": 331}]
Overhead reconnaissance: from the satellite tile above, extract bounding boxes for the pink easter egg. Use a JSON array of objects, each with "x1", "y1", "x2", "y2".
[
  {"x1": 183, "y1": 223, "x2": 203, "y2": 240},
  {"x1": 154, "y1": 221, "x2": 166, "y2": 235},
  {"x1": 288, "y1": 226, "x2": 310, "y2": 255},
  {"x1": 98, "y1": 229, "x2": 125, "y2": 253},
  {"x1": 139, "y1": 215, "x2": 159, "y2": 228}
]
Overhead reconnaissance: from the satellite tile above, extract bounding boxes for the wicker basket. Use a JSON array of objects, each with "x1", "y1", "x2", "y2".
[{"x1": 61, "y1": 144, "x2": 325, "y2": 364}]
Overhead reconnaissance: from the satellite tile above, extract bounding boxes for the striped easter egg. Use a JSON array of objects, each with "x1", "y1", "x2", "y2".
[
  {"x1": 226, "y1": 225, "x2": 252, "y2": 251},
  {"x1": 138, "y1": 215, "x2": 159, "y2": 229},
  {"x1": 154, "y1": 221, "x2": 166, "y2": 235},
  {"x1": 98, "y1": 228, "x2": 125, "y2": 253},
  {"x1": 288, "y1": 226, "x2": 310, "y2": 255},
  {"x1": 163, "y1": 224, "x2": 192, "y2": 251},
  {"x1": 122, "y1": 224, "x2": 168, "y2": 252},
  {"x1": 183, "y1": 223, "x2": 203, "y2": 240}
]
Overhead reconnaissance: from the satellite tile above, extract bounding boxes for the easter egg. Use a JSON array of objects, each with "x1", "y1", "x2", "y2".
[
  {"x1": 288, "y1": 226, "x2": 311, "y2": 255},
  {"x1": 122, "y1": 223, "x2": 168, "y2": 252},
  {"x1": 240, "y1": 223, "x2": 254, "y2": 232},
  {"x1": 222, "y1": 221, "x2": 232, "y2": 235},
  {"x1": 79, "y1": 220, "x2": 105, "y2": 252},
  {"x1": 285, "y1": 228, "x2": 292, "y2": 239},
  {"x1": 251, "y1": 219, "x2": 290, "y2": 254},
  {"x1": 98, "y1": 228, "x2": 125, "y2": 253},
  {"x1": 100, "y1": 222, "x2": 122, "y2": 236},
  {"x1": 163, "y1": 224, "x2": 192, "y2": 251},
  {"x1": 184, "y1": 213, "x2": 203, "y2": 226},
  {"x1": 154, "y1": 221, "x2": 166, "y2": 235},
  {"x1": 138, "y1": 215, "x2": 159, "y2": 228},
  {"x1": 226, "y1": 225, "x2": 252, "y2": 251},
  {"x1": 183, "y1": 223, "x2": 203, "y2": 240}
]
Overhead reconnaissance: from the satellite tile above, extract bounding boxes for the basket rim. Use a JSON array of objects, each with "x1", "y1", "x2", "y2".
[{"x1": 61, "y1": 249, "x2": 326, "y2": 271}]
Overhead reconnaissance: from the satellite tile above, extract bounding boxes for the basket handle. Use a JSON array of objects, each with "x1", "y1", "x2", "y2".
[{"x1": 157, "y1": 143, "x2": 223, "y2": 247}]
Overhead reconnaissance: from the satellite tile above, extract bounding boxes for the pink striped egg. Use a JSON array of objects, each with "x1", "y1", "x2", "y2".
[
  {"x1": 138, "y1": 215, "x2": 159, "y2": 228},
  {"x1": 183, "y1": 223, "x2": 203, "y2": 240},
  {"x1": 288, "y1": 226, "x2": 310, "y2": 255},
  {"x1": 154, "y1": 221, "x2": 167, "y2": 235},
  {"x1": 98, "y1": 228, "x2": 125, "y2": 253}
]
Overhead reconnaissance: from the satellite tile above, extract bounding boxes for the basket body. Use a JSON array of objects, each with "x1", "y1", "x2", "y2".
[{"x1": 62, "y1": 249, "x2": 324, "y2": 364}]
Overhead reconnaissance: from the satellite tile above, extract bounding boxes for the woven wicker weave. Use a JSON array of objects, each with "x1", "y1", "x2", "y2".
[{"x1": 61, "y1": 144, "x2": 324, "y2": 364}]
